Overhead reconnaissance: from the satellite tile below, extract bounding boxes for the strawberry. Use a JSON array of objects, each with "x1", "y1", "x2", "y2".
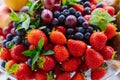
[
  {"x1": 62, "y1": 58, "x2": 81, "y2": 72},
  {"x1": 55, "y1": 73, "x2": 71, "y2": 80},
  {"x1": 11, "y1": 44, "x2": 28, "y2": 62},
  {"x1": 37, "y1": 56, "x2": 55, "y2": 72},
  {"x1": 85, "y1": 48, "x2": 104, "y2": 69},
  {"x1": 29, "y1": 45, "x2": 36, "y2": 50},
  {"x1": 54, "y1": 64, "x2": 63, "y2": 75},
  {"x1": 72, "y1": 73, "x2": 84, "y2": 80},
  {"x1": 89, "y1": 0, "x2": 97, "y2": 4},
  {"x1": 44, "y1": 43, "x2": 54, "y2": 50},
  {"x1": 68, "y1": 39, "x2": 87, "y2": 57},
  {"x1": 50, "y1": 31, "x2": 67, "y2": 45},
  {"x1": 72, "y1": 4, "x2": 84, "y2": 13},
  {"x1": 91, "y1": 66, "x2": 106, "y2": 80},
  {"x1": 104, "y1": 23, "x2": 116, "y2": 40},
  {"x1": 100, "y1": 46, "x2": 115, "y2": 60},
  {"x1": 27, "y1": 29, "x2": 48, "y2": 46},
  {"x1": 0, "y1": 47, "x2": 12, "y2": 60},
  {"x1": 55, "y1": 26, "x2": 66, "y2": 34},
  {"x1": 90, "y1": 32, "x2": 107, "y2": 51},
  {"x1": 91, "y1": 4, "x2": 96, "y2": 11},
  {"x1": 84, "y1": 15, "x2": 91, "y2": 22},
  {"x1": 14, "y1": 63, "x2": 33, "y2": 80},
  {"x1": 35, "y1": 71, "x2": 47, "y2": 80},
  {"x1": 105, "y1": 6, "x2": 115, "y2": 16},
  {"x1": 54, "y1": 45, "x2": 69, "y2": 62}
]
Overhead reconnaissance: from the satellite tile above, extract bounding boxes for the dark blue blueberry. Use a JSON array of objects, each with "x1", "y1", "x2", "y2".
[
  {"x1": 27, "y1": 58, "x2": 32, "y2": 67},
  {"x1": 77, "y1": 27, "x2": 85, "y2": 33},
  {"x1": 5, "y1": 41, "x2": 11, "y2": 48},
  {"x1": 84, "y1": 7, "x2": 91, "y2": 14},
  {"x1": 1, "y1": 40, "x2": 7, "y2": 47},
  {"x1": 52, "y1": 18, "x2": 58, "y2": 25},
  {"x1": 63, "y1": 9, "x2": 70, "y2": 16},
  {"x1": 86, "y1": 27, "x2": 94, "y2": 33},
  {"x1": 67, "y1": 28, "x2": 74, "y2": 35},
  {"x1": 79, "y1": 1, "x2": 84, "y2": 5},
  {"x1": 84, "y1": 1, "x2": 91, "y2": 7},
  {"x1": 82, "y1": 22, "x2": 89, "y2": 29},
  {"x1": 43, "y1": 28, "x2": 50, "y2": 35},
  {"x1": 1, "y1": 61, "x2": 6, "y2": 68},
  {"x1": 24, "y1": 40, "x2": 30, "y2": 46},
  {"x1": 75, "y1": 11, "x2": 82, "y2": 17},
  {"x1": 74, "y1": 32, "x2": 84, "y2": 40},
  {"x1": 6, "y1": 33, "x2": 13, "y2": 41},
  {"x1": 58, "y1": 15, "x2": 65, "y2": 22},
  {"x1": 78, "y1": 16, "x2": 86, "y2": 24},
  {"x1": 12, "y1": 36, "x2": 22, "y2": 44},
  {"x1": 16, "y1": 29, "x2": 25, "y2": 37},
  {"x1": 54, "y1": 11, "x2": 61, "y2": 18},
  {"x1": 61, "y1": 5, "x2": 69, "y2": 11},
  {"x1": 69, "y1": 7, "x2": 76, "y2": 15},
  {"x1": 96, "y1": 3, "x2": 104, "y2": 8},
  {"x1": 84, "y1": 32, "x2": 91, "y2": 39},
  {"x1": 67, "y1": 35, "x2": 74, "y2": 39}
]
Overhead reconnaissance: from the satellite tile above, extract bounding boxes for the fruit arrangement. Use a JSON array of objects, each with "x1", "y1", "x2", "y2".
[{"x1": 0, "y1": 0, "x2": 117, "y2": 80}]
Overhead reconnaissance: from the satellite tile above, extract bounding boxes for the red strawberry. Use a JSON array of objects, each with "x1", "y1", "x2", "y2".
[
  {"x1": 54, "y1": 64, "x2": 63, "y2": 75},
  {"x1": 62, "y1": 58, "x2": 81, "y2": 72},
  {"x1": 72, "y1": 4, "x2": 84, "y2": 13},
  {"x1": 90, "y1": 32, "x2": 107, "y2": 51},
  {"x1": 11, "y1": 44, "x2": 28, "y2": 62},
  {"x1": 91, "y1": 4, "x2": 96, "y2": 11},
  {"x1": 27, "y1": 29, "x2": 48, "y2": 46},
  {"x1": 29, "y1": 45, "x2": 35, "y2": 50},
  {"x1": 0, "y1": 47, "x2": 12, "y2": 60},
  {"x1": 100, "y1": 46, "x2": 115, "y2": 60},
  {"x1": 89, "y1": 0, "x2": 97, "y2": 4},
  {"x1": 55, "y1": 73, "x2": 71, "y2": 80},
  {"x1": 85, "y1": 48, "x2": 104, "y2": 69},
  {"x1": 50, "y1": 31, "x2": 67, "y2": 45},
  {"x1": 72, "y1": 73, "x2": 84, "y2": 80},
  {"x1": 84, "y1": 15, "x2": 91, "y2": 22},
  {"x1": 68, "y1": 39, "x2": 87, "y2": 57},
  {"x1": 91, "y1": 66, "x2": 106, "y2": 80},
  {"x1": 55, "y1": 26, "x2": 66, "y2": 34},
  {"x1": 104, "y1": 23, "x2": 116, "y2": 40},
  {"x1": 44, "y1": 43, "x2": 54, "y2": 50},
  {"x1": 54, "y1": 45, "x2": 69, "y2": 62},
  {"x1": 14, "y1": 63, "x2": 33, "y2": 80},
  {"x1": 37, "y1": 56, "x2": 55, "y2": 72},
  {"x1": 35, "y1": 72, "x2": 47, "y2": 80},
  {"x1": 79, "y1": 62, "x2": 89, "y2": 72},
  {"x1": 105, "y1": 6, "x2": 115, "y2": 16}
]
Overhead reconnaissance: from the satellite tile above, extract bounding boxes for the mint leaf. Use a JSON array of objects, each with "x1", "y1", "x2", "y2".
[
  {"x1": 102, "y1": 12, "x2": 115, "y2": 22},
  {"x1": 98, "y1": 19, "x2": 108, "y2": 31},
  {"x1": 6, "y1": 64, "x2": 18, "y2": 74},
  {"x1": 23, "y1": 50, "x2": 37, "y2": 57},
  {"x1": 37, "y1": 38, "x2": 44, "y2": 51},
  {"x1": 91, "y1": 9, "x2": 101, "y2": 15},
  {"x1": 62, "y1": 0, "x2": 67, "y2": 5},
  {"x1": 42, "y1": 50, "x2": 54, "y2": 55},
  {"x1": 32, "y1": 52, "x2": 40, "y2": 70}
]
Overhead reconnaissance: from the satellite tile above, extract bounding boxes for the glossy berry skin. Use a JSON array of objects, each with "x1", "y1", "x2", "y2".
[
  {"x1": 50, "y1": 31, "x2": 66, "y2": 45},
  {"x1": 68, "y1": 39, "x2": 87, "y2": 57},
  {"x1": 72, "y1": 4, "x2": 84, "y2": 13},
  {"x1": 55, "y1": 26, "x2": 66, "y2": 34},
  {"x1": 77, "y1": 27, "x2": 85, "y2": 33},
  {"x1": 52, "y1": 18, "x2": 59, "y2": 25},
  {"x1": 91, "y1": 66, "x2": 106, "y2": 80},
  {"x1": 72, "y1": 73, "x2": 84, "y2": 80},
  {"x1": 96, "y1": 3, "x2": 104, "y2": 8},
  {"x1": 0, "y1": 47, "x2": 12, "y2": 60},
  {"x1": 69, "y1": 7, "x2": 76, "y2": 15},
  {"x1": 62, "y1": 58, "x2": 81, "y2": 72},
  {"x1": 55, "y1": 73, "x2": 71, "y2": 80},
  {"x1": 85, "y1": 48, "x2": 104, "y2": 69},
  {"x1": 54, "y1": 11, "x2": 61, "y2": 18},
  {"x1": 6, "y1": 33, "x2": 13, "y2": 41},
  {"x1": 100, "y1": 46, "x2": 115, "y2": 60},
  {"x1": 54, "y1": 45, "x2": 69, "y2": 62},
  {"x1": 90, "y1": 32, "x2": 107, "y2": 51},
  {"x1": 44, "y1": 0, "x2": 55, "y2": 10},
  {"x1": 78, "y1": 16, "x2": 86, "y2": 24},
  {"x1": 105, "y1": 6, "x2": 115, "y2": 16},
  {"x1": 14, "y1": 63, "x2": 32, "y2": 80},
  {"x1": 35, "y1": 72, "x2": 47, "y2": 80},
  {"x1": 27, "y1": 29, "x2": 48, "y2": 46},
  {"x1": 58, "y1": 15, "x2": 65, "y2": 22},
  {"x1": 84, "y1": 1, "x2": 91, "y2": 7},
  {"x1": 75, "y1": 11, "x2": 82, "y2": 17},
  {"x1": 61, "y1": 5, "x2": 69, "y2": 11},
  {"x1": 84, "y1": 7, "x2": 91, "y2": 14},
  {"x1": 74, "y1": 32, "x2": 84, "y2": 40},
  {"x1": 11, "y1": 44, "x2": 28, "y2": 62}
]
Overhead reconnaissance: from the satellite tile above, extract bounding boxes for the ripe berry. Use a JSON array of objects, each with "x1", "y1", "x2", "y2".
[
  {"x1": 96, "y1": 3, "x2": 104, "y2": 8},
  {"x1": 78, "y1": 16, "x2": 85, "y2": 24},
  {"x1": 75, "y1": 11, "x2": 82, "y2": 17},
  {"x1": 52, "y1": 18, "x2": 59, "y2": 25},
  {"x1": 58, "y1": 15, "x2": 65, "y2": 22},
  {"x1": 61, "y1": 5, "x2": 69, "y2": 11},
  {"x1": 54, "y1": 11, "x2": 61, "y2": 18},
  {"x1": 74, "y1": 32, "x2": 84, "y2": 40},
  {"x1": 84, "y1": 7, "x2": 91, "y2": 14},
  {"x1": 69, "y1": 7, "x2": 76, "y2": 15},
  {"x1": 77, "y1": 27, "x2": 85, "y2": 33},
  {"x1": 63, "y1": 9, "x2": 70, "y2": 17},
  {"x1": 67, "y1": 28, "x2": 74, "y2": 35},
  {"x1": 84, "y1": 1, "x2": 91, "y2": 7}
]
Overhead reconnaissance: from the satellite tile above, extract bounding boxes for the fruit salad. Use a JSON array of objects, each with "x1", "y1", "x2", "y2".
[{"x1": 0, "y1": 0, "x2": 117, "y2": 80}]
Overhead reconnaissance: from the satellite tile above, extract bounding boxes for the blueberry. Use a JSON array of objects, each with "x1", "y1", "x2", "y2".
[
  {"x1": 77, "y1": 27, "x2": 85, "y2": 33},
  {"x1": 69, "y1": 7, "x2": 76, "y2": 15},
  {"x1": 63, "y1": 9, "x2": 70, "y2": 16},
  {"x1": 78, "y1": 16, "x2": 86, "y2": 24},
  {"x1": 86, "y1": 27, "x2": 94, "y2": 33},
  {"x1": 96, "y1": 3, "x2": 104, "y2": 8},
  {"x1": 58, "y1": 15, "x2": 65, "y2": 22},
  {"x1": 82, "y1": 22, "x2": 89, "y2": 29},
  {"x1": 54, "y1": 11, "x2": 61, "y2": 18},
  {"x1": 43, "y1": 28, "x2": 50, "y2": 35},
  {"x1": 27, "y1": 58, "x2": 32, "y2": 67},
  {"x1": 67, "y1": 35, "x2": 74, "y2": 39},
  {"x1": 61, "y1": 5, "x2": 68, "y2": 11},
  {"x1": 84, "y1": 1, "x2": 91, "y2": 7},
  {"x1": 75, "y1": 11, "x2": 82, "y2": 17},
  {"x1": 5, "y1": 41, "x2": 11, "y2": 48},
  {"x1": 52, "y1": 18, "x2": 58, "y2": 25},
  {"x1": 84, "y1": 7, "x2": 91, "y2": 14},
  {"x1": 84, "y1": 32, "x2": 91, "y2": 39},
  {"x1": 24, "y1": 40, "x2": 30, "y2": 46},
  {"x1": 1, "y1": 61, "x2": 6, "y2": 68},
  {"x1": 6, "y1": 33, "x2": 13, "y2": 41},
  {"x1": 12, "y1": 36, "x2": 22, "y2": 44},
  {"x1": 67, "y1": 28, "x2": 74, "y2": 35},
  {"x1": 16, "y1": 29, "x2": 25, "y2": 37},
  {"x1": 2, "y1": 40, "x2": 7, "y2": 47},
  {"x1": 74, "y1": 32, "x2": 84, "y2": 40}
]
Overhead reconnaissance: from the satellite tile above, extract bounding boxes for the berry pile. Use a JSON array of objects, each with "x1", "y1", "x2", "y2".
[{"x1": 0, "y1": 0, "x2": 117, "y2": 80}]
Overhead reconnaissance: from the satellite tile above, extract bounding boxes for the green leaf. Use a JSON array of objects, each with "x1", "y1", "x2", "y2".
[
  {"x1": 23, "y1": 50, "x2": 37, "y2": 57},
  {"x1": 42, "y1": 50, "x2": 54, "y2": 55},
  {"x1": 39, "y1": 26, "x2": 46, "y2": 30},
  {"x1": 89, "y1": 15, "x2": 100, "y2": 26},
  {"x1": 102, "y1": 12, "x2": 115, "y2": 22},
  {"x1": 6, "y1": 64, "x2": 19, "y2": 74},
  {"x1": 98, "y1": 19, "x2": 108, "y2": 31},
  {"x1": 91, "y1": 9, "x2": 101, "y2": 15},
  {"x1": 32, "y1": 52, "x2": 40, "y2": 70},
  {"x1": 9, "y1": 9, "x2": 20, "y2": 22},
  {"x1": 37, "y1": 38, "x2": 44, "y2": 51},
  {"x1": 62, "y1": 0, "x2": 67, "y2": 5}
]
